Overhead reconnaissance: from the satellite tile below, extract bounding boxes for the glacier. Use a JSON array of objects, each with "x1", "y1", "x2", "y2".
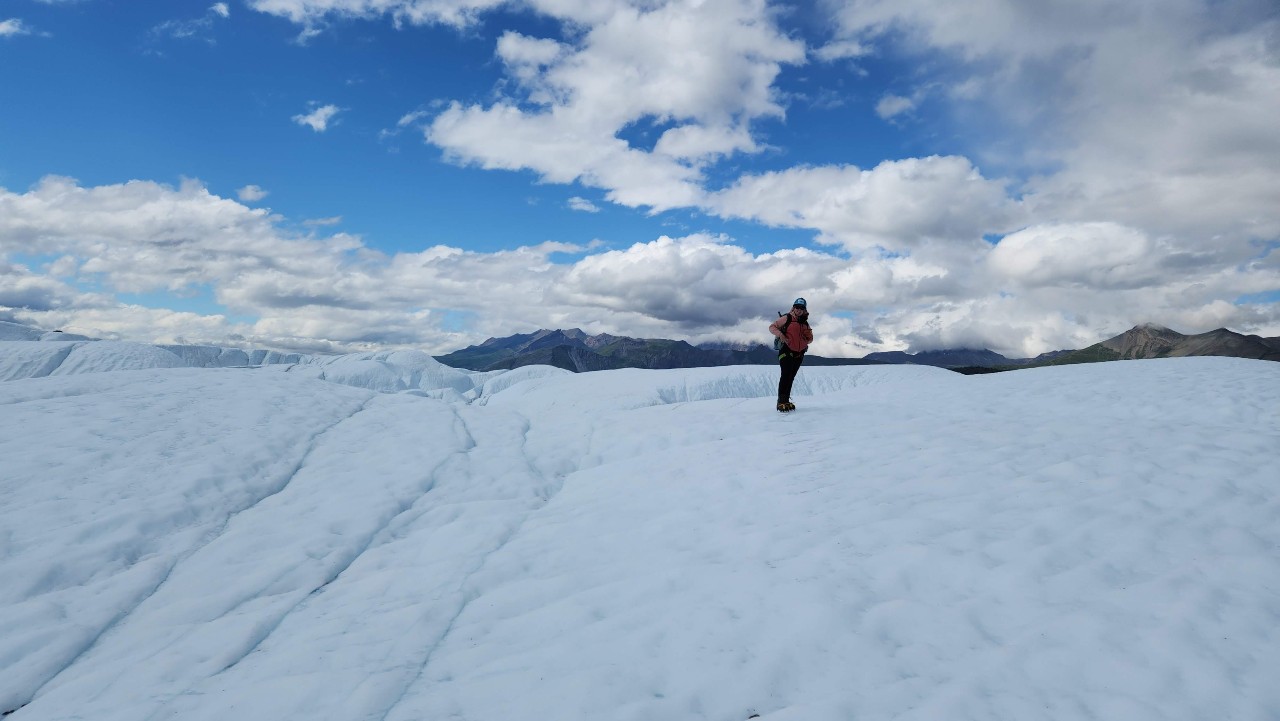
[{"x1": 1, "y1": 331, "x2": 1278, "y2": 721}]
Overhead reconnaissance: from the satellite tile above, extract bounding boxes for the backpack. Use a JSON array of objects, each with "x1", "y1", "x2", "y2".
[{"x1": 772, "y1": 312, "x2": 793, "y2": 351}]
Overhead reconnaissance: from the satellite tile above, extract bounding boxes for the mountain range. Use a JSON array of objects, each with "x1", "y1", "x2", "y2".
[
  {"x1": 5, "y1": 319, "x2": 1275, "y2": 374},
  {"x1": 1026, "y1": 323, "x2": 1280, "y2": 367},
  {"x1": 436, "y1": 324, "x2": 1280, "y2": 373},
  {"x1": 433, "y1": 328, "x2": 882, "y2": 372}
]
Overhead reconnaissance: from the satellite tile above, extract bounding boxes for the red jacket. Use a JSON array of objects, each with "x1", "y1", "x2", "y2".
[{"x1": 770, "y1": 310, "x2": 813, "y2": 353}]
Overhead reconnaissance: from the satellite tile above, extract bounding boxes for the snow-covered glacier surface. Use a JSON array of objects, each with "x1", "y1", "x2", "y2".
[{"x1": 1, "y1": 339, "x2": 1278, "y2": 721}]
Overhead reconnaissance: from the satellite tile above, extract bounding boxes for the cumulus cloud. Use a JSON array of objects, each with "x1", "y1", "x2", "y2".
[
  {"x1": 430, "y1": 103, "x2": 706, "y2": 211},
  {"x1": 237, "y1": 184, "x2": 269, "y2": 202},
  {"x1": 729, "y1": 0, "x2": 1280, "y2": 355},
  {"x1": 495, "y1": 31, "x2": 564, "y2": 84},
  {"x1": 11, "y1": 176, "x2": 1274, "y2": 357},
  {"x1": 825, "y1": 0, "x2": 1280, "y2": 247},
  {"x1": 0, "y1": 261, "x2": 108, "y2": 312},
  {"x1": 875, "y1": 94, "x2": 916, "y2": 120},
  {"x1": 554, "y1": 235, "x2": 848, "y2": 328},
  {"x1": 987, "y1": 223, "x2": 1164, "y2": 290},
  {"x1": 0, "y1": 19, "x2": 33, "y2": 37},
  {"x1": 422, "y1": 0, "x2": 805, "y2": 212},
  {"x1": 0, "y1": 178, "x2": 809, "y2": 350},
  {"x1": 0, "y1": 177, "x2": 360, "y2": 297},
  {"x1": 293, "y1": 104, "x2": 341, "y2": 132},
  {"x1": 0, "y1": 177, "x2": 881, "y2": 352},
  {"x1": 249, "y1": 0, "x2": 803, "y2": 211},
  {"x1": 709, "y1": 156, "x2": 1022, "y2": 253},
  {"x1": 567, "y1": 197, "x2": 600, "y2": 213},
  {"x1": 247, "y1": 0, "x2": 506, "y2": 29}
]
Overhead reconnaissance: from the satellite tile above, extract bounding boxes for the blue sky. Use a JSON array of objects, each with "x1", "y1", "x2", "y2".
[
  {"x1": 2, "y1": 0, "x2": 1278, "y2": 356},
  {"x1": 2, "y1": 1, "x2": 914, "y2": 254}
]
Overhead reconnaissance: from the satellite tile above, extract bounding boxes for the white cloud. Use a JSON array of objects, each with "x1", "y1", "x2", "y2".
[
  {"x1": 47, "y1": 255, "x2": 80, "y2": 278},
  {"x1": 1024, "y1": 25, "x2": 1280, "y2": 245},
  {"x1": 718, "y1": 0, "x2": 1280, "y2": 354},
  {"x1": 379, "y1": 110, "x2": 431, "y2": 141},
  {"x1": 429, "y1": 103, "x2": 706, "y2": 211},
  {"x1": 152, "y1": 3, "x2": 232, "y2": 41},
  {"x1": 4, "y1": 164, "x2": 1276, "y2": 357},
  {"x1": 0, "y1": 260, "x2": 109, "y2": 312},
  {"x1": 987, "y1": 223, "x2": 1163, "y2": 290},
  {"x1": 653, "y1": 124, "x2": 758, "y2": 162},
  {"x1": 421, "y1": 0, "x2": 805, "y2": 211},
  {"x1": 293, "y1": 26, "x2": 324, "y2": 43},
  {"x1": 495, "y1": 31, "x2": 564, "y2": 85},
  {"x1": 824, "y1": 0, "x2": 1280, "y2": 249},
  {"x1": 709, "y1": 156, "x2": 1022, "y2": 253},
  {"x1": 247, "y1": 0, "x2": 506, "y2": 30},
  {"x1": 552, "y1": 234, "x2": 850, "y2": 329},
  {"x1": 814, "y1": 39, "x2": 869, "y2": 62},
  {"x1": 875, "y1": 94, "x2": 915, "y2": 120},
  {"x1": 3, "y1": 178, "x2": 806, "y2": 350},
  {"x1": 826, "y1": 0, "x2": 1153, "y2": 66},
  {"x1": 237, "y1": 185, "x2": 269, "y2": 202},
  {"x1": 304, "y1": 216, "x2": 343, "y2": 226},
  {"x1": 0, "y1": 19, "x2": 32, "y2": 37},
  {"x1": 0, "y1": 177, "x2": 881, "y2": 352},
  {"x1": 0, "y1": 176, "x2": 354, "y2": 297},
  {"x1": 567, "y1": 197, "x2": 600, "y2": 213},
  {"x1": 396, "y1": 110, "x2": 429, "y2": 128},
  {"x1": 293, "y1": 104, "x2": 341, "y2": 132}
]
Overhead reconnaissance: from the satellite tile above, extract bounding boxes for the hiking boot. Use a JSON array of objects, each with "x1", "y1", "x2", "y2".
[
  {"x1": 783, "y1": 401, "x2": 796, "y2": 411},
  {"x1": 776, "y1": 401, "x2": 790, "y2": 412}
]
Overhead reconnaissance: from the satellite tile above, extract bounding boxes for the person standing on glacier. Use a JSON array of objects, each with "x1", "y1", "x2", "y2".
[{"x1": 769, "y1": 298, "x2": 813, "y2": 412}]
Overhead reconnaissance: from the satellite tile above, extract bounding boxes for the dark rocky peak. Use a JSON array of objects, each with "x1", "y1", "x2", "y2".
[
  {"x1": 1100, "y1": 324, "x2": 1186, "y2": 358},
  {"x1": 1089, "y1": 324, "x2": 1280, "y2": 362},
  {"x1": 533, "y1": 328, "x2": 588, "y2": 343},
  {"x1": 1179, "y1": 327, "x2": 1280, "y2": 360},
  {"x1": 862, "y1": 348, "x2": 1015, "y2": 368},
  {"x1": 517, "y1": 329, "x2": 592, "y2": 353}
]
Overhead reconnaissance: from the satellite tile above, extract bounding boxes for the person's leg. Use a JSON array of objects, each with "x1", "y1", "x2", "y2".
[
  {"x1": 777, "y1": 357, "x2": 789, "y2": 404},
  {"x1": 787, "y1": 354, "x2": 805, "y2": 408},
  {"x1": 779, "y1": 354, "x2": 801, "y2": 403}
]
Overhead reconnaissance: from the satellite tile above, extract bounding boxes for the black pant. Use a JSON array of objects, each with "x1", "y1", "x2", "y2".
[{"x1": 778, "y1": 352, "x2": 804, "y2": 403}]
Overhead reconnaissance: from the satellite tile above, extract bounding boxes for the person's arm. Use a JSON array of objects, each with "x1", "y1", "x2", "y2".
[
  {"x1": 769, "y1": 316, "x2": 787, "y2": 340},
  {"x1": 801, "y1": 324, "x2": 814, "y2": 344}
]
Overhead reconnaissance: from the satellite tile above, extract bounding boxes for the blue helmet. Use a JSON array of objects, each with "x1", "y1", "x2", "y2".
[{"x1": 792, "y1": 298, "x2": 807, "y2": 308}]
